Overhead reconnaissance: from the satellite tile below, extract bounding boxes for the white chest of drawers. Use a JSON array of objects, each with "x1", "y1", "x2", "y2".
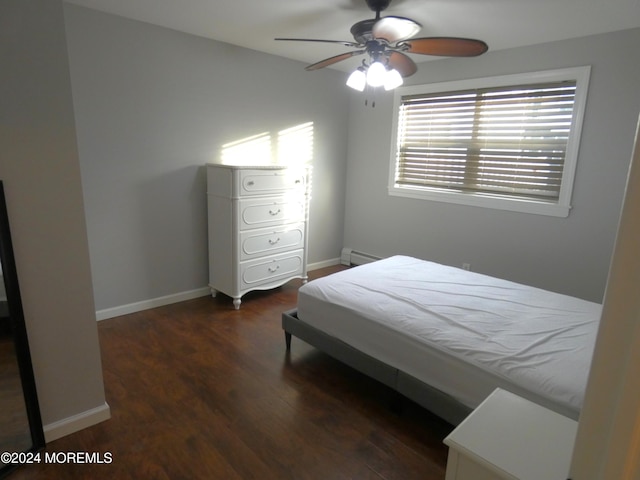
[{"x1": 206, "y1": 164, "x2": 309, "y2": 309}]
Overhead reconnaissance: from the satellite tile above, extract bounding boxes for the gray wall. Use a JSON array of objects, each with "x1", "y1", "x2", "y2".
[
  {"x1": 63, "y1": 3, "x2": 639, "y2": 309},
  {"x1": 344, "y1": 28, "x2": 640, "y2": 303},
  {"x1": 63, "y1": 4, "x2": 350, "y2": 312},
  {"x1": 0, "y1": 0, "x2": 107, "y2": 434}
]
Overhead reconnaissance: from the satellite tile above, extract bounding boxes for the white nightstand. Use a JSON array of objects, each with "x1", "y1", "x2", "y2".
[{"x1": 444, "y1": 388, "x2": 577, "y2": 480}]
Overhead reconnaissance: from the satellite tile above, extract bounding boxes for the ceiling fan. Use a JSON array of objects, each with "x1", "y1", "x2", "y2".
[{"x1": 275, "y1": 0, "x2": 488, "y2": 91}]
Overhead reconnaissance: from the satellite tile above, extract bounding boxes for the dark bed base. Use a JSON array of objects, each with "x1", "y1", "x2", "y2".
[{"x1": 282, "y1": 309, "x2": 472, "y2": 426}]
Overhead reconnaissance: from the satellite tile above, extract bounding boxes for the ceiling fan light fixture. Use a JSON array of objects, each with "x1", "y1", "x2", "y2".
[
  {"x1": 277, "y1": 1, "x2": 488, "y2": 94},
  {"x1": 366, "y1": 61, "x2": 387, "y2": 87},
  {"x1": 346, "y1": 67, "x2": 367, "y2": 91},
  {"x1": 383, "y1": 68, "x2": 403, "y2": 90}
]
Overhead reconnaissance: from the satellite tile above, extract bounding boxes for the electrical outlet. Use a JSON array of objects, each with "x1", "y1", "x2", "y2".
[{"x1": 462, "y1": 263, "x2": 471, "y2": 271}]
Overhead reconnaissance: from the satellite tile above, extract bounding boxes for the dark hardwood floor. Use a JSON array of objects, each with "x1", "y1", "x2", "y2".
[
  {"x1": 9, "y1": 265, "x2": 453, "y2": 480},
  {"x1": 0, "y1": 332, "x2": 32, "y2": 454}
]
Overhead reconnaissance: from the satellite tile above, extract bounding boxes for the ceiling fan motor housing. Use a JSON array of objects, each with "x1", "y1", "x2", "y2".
[
  {"x1": 366, "y1": 0, "x2": 391, "y2": 13},
  {"x1": 350, "y1": 19, "x2": 377, "y2": 44}
]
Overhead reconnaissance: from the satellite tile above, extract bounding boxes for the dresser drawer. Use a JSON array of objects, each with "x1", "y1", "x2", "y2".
[
  {"x1": 240, "y1": 251, "x2": 304, "y2": 289},
  {"x1": 239, "y1": 196, "x2": 305, "y2": 230},
  {"x1": 240, "y1": 169, "x2": 305, "y2": 196},
  {"x1": 239, "y1": 224, "x2": 305, "y2": 260}
]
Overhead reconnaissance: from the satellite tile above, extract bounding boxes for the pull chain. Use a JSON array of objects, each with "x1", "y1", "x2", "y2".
[{"x1": 364, "y1": 85, "x2": 377, "y2": 108}]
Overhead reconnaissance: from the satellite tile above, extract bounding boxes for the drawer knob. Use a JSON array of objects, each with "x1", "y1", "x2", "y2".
[
  {"x1": 269, "y1": 209, "x2": 281, "y2": 216},
  {"x1": 247, "y1": 181, "x2": 255, "y2": 186},
  {"x1": 268, "y1": 265, "x2": 280, "y2": 273},
  {"x1": 268, "y1": 237, "x2": 281, "y2": 245}
]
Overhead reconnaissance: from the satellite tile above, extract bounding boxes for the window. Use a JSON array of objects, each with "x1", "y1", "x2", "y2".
[{"x1": 388, "y1": 67, "x2": 590, "y2": 216}]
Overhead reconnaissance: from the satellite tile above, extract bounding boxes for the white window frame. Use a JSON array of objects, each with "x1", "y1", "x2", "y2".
[{"x1": 388, "y1": 66, "x2": 591, "y2": 217}]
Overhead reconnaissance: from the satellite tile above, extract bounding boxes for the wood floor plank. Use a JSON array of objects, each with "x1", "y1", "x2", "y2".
[{"x1": 8, "y1": 265, "x2": 453, "y2": 479}]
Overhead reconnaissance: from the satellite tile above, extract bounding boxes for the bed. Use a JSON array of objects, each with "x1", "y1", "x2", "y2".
[{"x1": 282, "y1": 255, "x2": 601, "y2": 424}]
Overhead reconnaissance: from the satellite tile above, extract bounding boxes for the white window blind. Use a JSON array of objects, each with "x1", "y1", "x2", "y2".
[
  {"x1": 389, "y1": 67, "x2": 590, "y2": 217},
  {"x1": 395, "y1": 81, "x2": 577, "y2": 200}
]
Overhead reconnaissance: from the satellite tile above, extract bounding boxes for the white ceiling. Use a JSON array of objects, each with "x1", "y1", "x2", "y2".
[{"x1": 65, "y1": 0, "x2": 640, "y2": 72}]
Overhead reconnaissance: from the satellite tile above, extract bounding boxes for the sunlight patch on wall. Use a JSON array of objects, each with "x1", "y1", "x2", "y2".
[
  {"x1": 278, "y1": 122, "x2": 314, "y2": 166},
  {"x1": 220, "y1": 132, "x2": 272, "y2": 166},
  {"x1": 219, "y1": 122, "x2": 314, "y2": 167}
]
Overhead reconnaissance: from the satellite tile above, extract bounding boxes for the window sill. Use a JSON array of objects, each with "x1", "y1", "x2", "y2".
[{"x1": 388, "y1": 185, "x2": 571, "y2": 217}]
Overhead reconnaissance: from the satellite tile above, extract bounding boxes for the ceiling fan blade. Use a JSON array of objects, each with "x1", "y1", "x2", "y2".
[
  {"x1": 402, "y1": 37, "x2": 488, "y2": 57},
  {"x1": 388, "y1": 51, "x2": 417, "y2": 77},
  {"x1": 275, "y1": 38, "x2": 361, "y2": 48},
  {"x1": 373, "y1": 16, "x2": 422, "y2": 43},
  {"x1": 305, "y1": 50, "x2": 366, "y2": 71}
]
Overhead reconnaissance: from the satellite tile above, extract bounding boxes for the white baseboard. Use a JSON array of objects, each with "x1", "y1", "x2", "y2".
[
  {"x1": 44, "y1": 402, "x2": 111, "y2": 442},
  {"x1": 95, "y1": 258, "x2": 341, "y2": 321},
  {"x1": 307, "y1": 257, "x2": 341, "y2": 270},
  {"x1": 96, "y1": 287, "x2": 211, "y2": 321}
]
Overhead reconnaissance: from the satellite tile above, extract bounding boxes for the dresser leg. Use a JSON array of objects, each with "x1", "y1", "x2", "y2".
[
  {"x1": 233, "y1": 297, "x2": 241, "y2": 310},
  {"x1": 210, "y1": 287, "x2": 217, "y2": 298}
]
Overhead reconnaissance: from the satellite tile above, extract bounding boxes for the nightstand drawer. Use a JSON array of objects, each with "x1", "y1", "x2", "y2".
[
  {"x1": 240, "y1": 224, "x2": 305, "y2": 260},
  {"x1": 240, "y1": 251, "x2": 304, "y2": 289},
  {"x1": 240, "y1": 169, "x2": 305, "y2": 196},
  {"x1": 239, "y1": 197, "x2": 305, "y2": 230}
]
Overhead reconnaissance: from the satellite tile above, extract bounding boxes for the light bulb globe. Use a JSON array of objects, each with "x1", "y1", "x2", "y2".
[
  {"x1": 346, "y1": 68, "x2": 366, "y2": 91},
  {"x1": 384, "y1": 68, "x2": 404, "y2": 91},
  {"x1": 366, "y1": 61, "x2": 387, "y2": 87}
]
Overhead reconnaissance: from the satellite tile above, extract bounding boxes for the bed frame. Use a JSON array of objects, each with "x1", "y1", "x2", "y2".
[{"x1": 282, "y1": 308, "x2": 472, "y2": 425}]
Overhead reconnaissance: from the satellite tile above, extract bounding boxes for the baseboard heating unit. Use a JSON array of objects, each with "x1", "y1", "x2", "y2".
[{"x1": 340, "y1": 248, "x2": 382, "y2": 266}]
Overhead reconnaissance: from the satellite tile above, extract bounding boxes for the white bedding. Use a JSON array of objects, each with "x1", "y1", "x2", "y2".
[{"x1": 297, "y1": 255, "x2": 601, "y2": 419}]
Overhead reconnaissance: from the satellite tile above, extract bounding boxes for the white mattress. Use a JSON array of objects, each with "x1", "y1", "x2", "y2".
[{"x1": 297, "y1": 255, "x2": 601, "y2": 419}]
